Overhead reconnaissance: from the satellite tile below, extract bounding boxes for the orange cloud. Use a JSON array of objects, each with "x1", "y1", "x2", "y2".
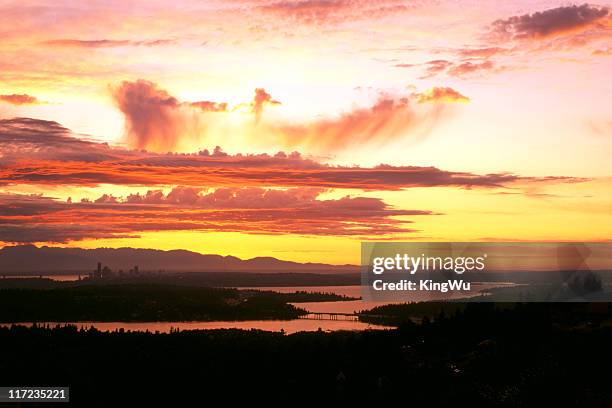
[
  {"x1": 252, "y1": 88, "x2": 281, "y2": 123},
  {"x1": 111, "y1": 80, "x2": 282, "y2": 151},
  {"x1": 110, "y1": 79, "x2": 459, "y2": 153},
  {"x1": 0, "y1": 94, "x2": 41, "y2": 105},
  {"x1": 277, "y1": 96, "x2": 426, "y2": 150},
  {"x1": 0, "y1": 118, "x2": 588, "y2": 191},
  {"x1": 415, "y1": 87, "x2": 469, "y2": 104},
  {"x1": 0, "y1": 188, "x2": 435, "y2": 242},
  {"x1": 111, "y1": 79, "x2": 186, "y2": 152},
  {"x1": 457, "y1": 47, "x2": 509, "y2": 58}
]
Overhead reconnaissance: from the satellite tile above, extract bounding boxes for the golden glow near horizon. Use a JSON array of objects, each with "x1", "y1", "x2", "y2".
[{"x1": 1, "y1": 0, "x2": 611, "y2": 264}]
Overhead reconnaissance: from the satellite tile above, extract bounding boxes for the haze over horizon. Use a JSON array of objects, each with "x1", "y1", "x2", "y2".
[{"x1": 0, "y1": 245, "x2": 360, "y2": 273}]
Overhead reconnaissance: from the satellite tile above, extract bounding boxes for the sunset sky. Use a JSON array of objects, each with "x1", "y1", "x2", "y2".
[{"x1": 1, "y1": 0, "x2": 611, "y2": 264}]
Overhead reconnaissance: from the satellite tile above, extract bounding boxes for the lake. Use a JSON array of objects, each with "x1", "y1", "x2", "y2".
[
  {"x1": 242, "y1": 283, "x2": 513, "y2": 314},
  {"x1": 0, "y1": 283, "x2": 514, "y2": 333},
  {"x1": 1, "y1": 274, "x2": 82, "y2": 281},
  {"x1": 1, "y1": 319, "x2": 388, "y2": 334}
]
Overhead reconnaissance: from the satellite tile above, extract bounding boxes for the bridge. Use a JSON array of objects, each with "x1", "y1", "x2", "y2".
[
  {"x1": 298, "y1": 312, "x2": 360, "y2": 321},
  {"x1": 297, "y1": 312, "x2": 394, "y2": 321},
  {"x1": 298, "y1": 312, "x2": 422, "y2": 323}
]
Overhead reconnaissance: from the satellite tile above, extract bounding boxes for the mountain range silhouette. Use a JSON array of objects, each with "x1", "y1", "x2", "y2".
[{"x1": 0, "y1": 245, "x2": 357, "y2": 274}]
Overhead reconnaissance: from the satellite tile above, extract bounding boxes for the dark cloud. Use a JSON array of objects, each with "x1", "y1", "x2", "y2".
[
  {"x1": 125, "y1": 186, "x2": 325, "y2": 208},
  {"x1": 0, "y1": 189, "x2": 435, "y2": 242},
  {"x1": 491, "y1": 4, "x2": 609, "y2": 40},
  {"x1": 0, "y1": 117, "x2": 122, "y2": 163},
  {"x1": 412, "y1": 5, "x2": 609, "y2": 80},
  {"x1": 0, "y1": 224, "x2": 136, "y2": 244},
  {"x1": 0, "y1": 118, "x2": 587, "y2": 190},
  {"x1": 0, "y1": 94, "x2": 41, "y2": 105}
]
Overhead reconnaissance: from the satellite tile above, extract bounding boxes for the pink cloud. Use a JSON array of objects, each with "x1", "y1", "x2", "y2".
[
  {"x1": 491, "y1": 4, "x2": 609, "y2": 40},
  {"x1": 41, "y1": 39, "x2": 176, "y2": 48},
  {"x1": 0, "y1": 118, "x2": 587, "y2": 191},
  {"x1": 0, "y1": 188, "x2": 435, "y2": 242},
  {"x1": 257, "y1": 0, "x2": 410, "y2": 25}
]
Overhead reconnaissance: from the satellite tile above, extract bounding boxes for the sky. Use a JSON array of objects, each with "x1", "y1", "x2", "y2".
[{"x1": 0, "y1": 0, "x2": 611, "y2": 264}]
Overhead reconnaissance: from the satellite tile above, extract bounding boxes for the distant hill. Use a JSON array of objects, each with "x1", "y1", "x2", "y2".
[{"x1": 0, "y1": 245, "x2": 358, "y2": 274}]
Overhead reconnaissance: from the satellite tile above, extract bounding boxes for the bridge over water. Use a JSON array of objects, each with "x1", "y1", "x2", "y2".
[
  {"x1": 298, "y1": 312, "x2": 422, "y2": 323},
  {"x1": 298, "y1": 312, "x2": 388, "y2": 321}
]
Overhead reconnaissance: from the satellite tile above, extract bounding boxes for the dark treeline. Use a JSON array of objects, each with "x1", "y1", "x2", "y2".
[
  {"x1": 2, "y1": 303, "x2": 612, "y2": 406},
  {"x1": 250, "y1": 289, "x2": 358, "y2": 302},
  {"x1": 0, "y1": 284, "x2": 307, "y2": 322},
  {"x1": 132, "y1": 271, "x2": 360, "y2": 287},
  {"x1": 360, "y1": 301, "x2": 468, "y2": 324},
  {"x1": 360, "y1": 301, "x2": 611, "y2": 326}
]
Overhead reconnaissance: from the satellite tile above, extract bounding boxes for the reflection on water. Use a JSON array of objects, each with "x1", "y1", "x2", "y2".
[
  {"x1": 2, "y1": 274, "x2": 81, "y2": 281},
  {"x1": 1, "y1": 320, "x2": 389, "y2": 334},
  {"x1": 242, "y1": 284, "x2": 514, "y2": 314},
  {"x1": 51, "y1": 275, "x2": 82, "y2": 281},
  {"x1": 0, "y1": 284, "x2": 515, "y2": 333},
  {"x1": 240, "y1": 285, "x2": 362, "y2": 297}
]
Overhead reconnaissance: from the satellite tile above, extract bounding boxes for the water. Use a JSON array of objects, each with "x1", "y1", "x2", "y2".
[
  {"x1": 1, "y1": 274, "x2": 82, "y2": 281},
  {"x1": 240, "y1": 285, "x2": 362, "y2": 297},
  {"x1": 242, "y1": 284, "x2": 514, "y2": 314},
  {"x1": 0, "y1": 284, "x2": 514, "y2": 334},
  {"x1": 1, "y1": 320, "x2": 389, "y2": 334}
]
